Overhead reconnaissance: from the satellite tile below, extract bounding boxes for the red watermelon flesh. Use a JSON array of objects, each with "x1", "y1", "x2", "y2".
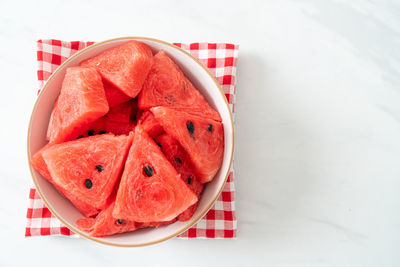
[
  {"x1": 76, "y1": 202, "x2": 140, "y2": 237},
  {"x1": 85, "y1": 117, "x2": 107, "y2": 137},
  {"x1": 81, "y1": 40, "x2": 154, "y2": 98},
  {"x1": 105, "y1": 121, "x2": 135, "y2": 135},
  {"x1": 138, "y1": 50, "x2": 221, "y2": 122},
  {"x1": 155, "y1": 134, "x2": 204, "y2": 221},
  {"x1": 151, "y1": 107, "x2": 224, "y2": 183},
  {"x1": 103, "y1": 79, "x2": 131, "y2": 107},
  {"x1": 138, "y1": 111, "x2": 164, "y2": 138},
  {"x1": 106, "y1": 101, "x2": 132, "y2": 124},
  {"x1": 42, "y1": 133, "x2": 133, "y2": 211},
  {"x1": 46, "y1": 66, "x2": 109, "y2": 144},
  {"x1": 46, "y1": 97, "x2": 58, "y2": 141},
  {"x1": 76, "y1": 201, "x2": 177, "y2": 237},
  {"x1": 83, "y1": 100, "x2": 136, "y2": 137},
  {"x1": 31, "y1": 144, "x2": 52, "y2": 181},
  {"x1": 31, "y1": 145, "x2": 99, "y2": 217},
  {"x1": 113, "y1": 126, "x2": 197, "y2": 222}
]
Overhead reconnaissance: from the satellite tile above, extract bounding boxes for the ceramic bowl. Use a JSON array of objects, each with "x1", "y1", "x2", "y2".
[{"x1": 27, "y1": 37, "x2": 234, "y2": 246}]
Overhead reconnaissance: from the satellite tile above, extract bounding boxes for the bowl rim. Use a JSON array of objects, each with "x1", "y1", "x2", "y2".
[{"x1": 27, "y1": 36, "x2": 234, "y2": 247}]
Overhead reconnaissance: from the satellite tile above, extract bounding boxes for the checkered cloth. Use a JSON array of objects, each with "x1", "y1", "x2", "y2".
[{"x1": 26, "y1": 40, "x2": 238, "y2": 239}]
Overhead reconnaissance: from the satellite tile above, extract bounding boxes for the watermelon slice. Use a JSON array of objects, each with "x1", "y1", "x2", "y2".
[
  {"x1": 77, "y1": 202, "x2": 140, "y2": 237},
  {"x1": 31, "y1": 145, "x2": 99, "y2": 217},
  {"x1": 77, "y1": 201, "x2": 178, "y2": 237},
  {"x1": 41, "y1": 133, "x2": 133, "y2": 211},
  {"x1": 46, "y1": 66, "x2": 109, "y2": 144},
  {"x1": 31, "y1": 144, "x2": 53, "y2": 181},
  {"x1": 84, "y1": 117, "x2": 107, "y2": 137},
  {"x1": 83, "y1": 100, "x2": 136, "y2": 137},
  {"x1": 151, "y1": 107, "x2": 224, "y2": 183},
  {"x1": 155, "y1": 134, "x2": 204, "y2": 221},
  {"x1": 81, "y1": 40, "x2": 153, "y2": 98},
  {"x1": 113, "y1": 126, "x2": 198, "y2": 222},
  {"x1": 106, "y1": 101, "x2": 133, "y2": 124},
  {"x1": 46, "y1": 97, "x2": 58, "y2": 141},
  {"x1": 103, "y1": 79, "x2": 131, "y2": 107},
  {"x1": 138, "y1": 50, "x2": 221, "y2": 122},
  {"x1": 138, "y1": 111, "x2": 164, "y2": 138},
  {"x1": 105, "y1": 121, "x2": 135, "y2": 135},
  {"x1": 84, "y1": 120, "x2": 134, "y2": 137}
]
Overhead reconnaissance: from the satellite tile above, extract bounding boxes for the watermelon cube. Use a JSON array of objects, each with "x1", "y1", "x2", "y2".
[
  {"x1": 138, "y1": 110, "x2": 164, "y2": 138},
  {"x1": 103, "y1": 79, "x2": 132, "y2": 107},
  {"x1": 106, "y1": 101, "x2": 133, "y2": 124}
]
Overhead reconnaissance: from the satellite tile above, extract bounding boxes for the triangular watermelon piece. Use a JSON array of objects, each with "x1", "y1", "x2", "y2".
[
  {"x1": 155, "y1": 134, "x2": 204, "y2": 221},
  {"x1": 151, "y1": 107, "x2": 224, "y2": 183},
  {"x1": 81, "y1": 40, "x2": 153, "y2": 98},
  {"x1": 31, "y1": 145, "x2": 99, "y2": 217},
  {"x1": 103, "y1": 79, "x2": 131, "y2": 107},
  {"x1": 138, "y1": 50, "x2": 221, "y2": 122},
  {"x1": 47, "y1": 66, "x2": 109, "y2": 144},
  {"x1": 77, "y1": 202, "x2": 139, "y2": 237},
  {"x1": 41, "y1": 133, "x2": 133, "y2": 211},
  {"x1": 138, "y1": 111, "x2": 164, "y2": 138},
  {"x1": 113, "y1": 126, "x2": 197, "y2": 222},
  {"x1": 77, "y1": 201, "x2": 178, "y2": 237}
]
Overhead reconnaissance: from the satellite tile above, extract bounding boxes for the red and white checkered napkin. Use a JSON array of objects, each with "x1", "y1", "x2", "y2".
[{"x1": 26, "y1": 40, "x2": 238, "y2": 239}]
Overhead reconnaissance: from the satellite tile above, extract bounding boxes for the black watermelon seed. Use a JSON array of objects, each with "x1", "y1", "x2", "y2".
[
  {"x1": 174, "y1": 157, "x2": 182, "y2": 164},
  {"x1": 153, "y1": 138, "x2": 162, "y2": 148},
  {"x1": 116, "y1": 219, "x2": 124, "y2": 225},
  {"x1": 98, "y1": 130, "x2": 106, "y2": 135},
  {"x1": 77, "y1": 135, "x2": 84, "y2": 139},
  {"x1": 208, "y1": 124, "x2": 213, "y2": 132},
  {"x1": 88, "y1": 130, "x2": 95, "y2": 136},
  {"x1": 144, "y1": 165, "x2": 154, "y2": 177},
  {"x1": 187, "y1": 121, "x2": 194, "y2": 134},
  {"x1": 84, "y1": 179, "x2": 93, "y2": 189},
  {"x1": 187, "y1": 177, "x2": 192, "y2": 185},
  {"x1": 95, "y1": 165, "x2": 104, "y2": 172}
]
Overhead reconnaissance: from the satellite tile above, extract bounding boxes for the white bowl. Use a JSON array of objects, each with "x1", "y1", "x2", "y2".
[{"x1": 27, "y1": 37, "x2": 234, "y2": 247}]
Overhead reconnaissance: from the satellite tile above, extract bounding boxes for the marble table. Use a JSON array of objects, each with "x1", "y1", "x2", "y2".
[{"x1": 1, "y1": 0, "x2": 399, "y2": 266}]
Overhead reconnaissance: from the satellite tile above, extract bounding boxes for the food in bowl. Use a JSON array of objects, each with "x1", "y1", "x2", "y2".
[{"x1": 30, "y1": 40, "x2": 225, "y2": 237}]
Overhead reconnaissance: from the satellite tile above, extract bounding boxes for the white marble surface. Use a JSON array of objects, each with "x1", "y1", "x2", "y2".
[{"x1": 1, "y1": 0, "x2": 400, "y2": 266}]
